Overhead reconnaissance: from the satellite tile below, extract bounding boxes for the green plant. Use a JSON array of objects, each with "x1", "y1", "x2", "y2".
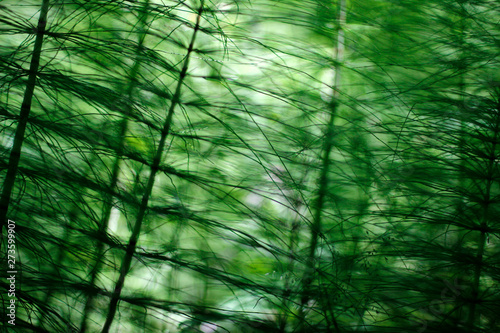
[{"x1": 1, "y1": 0, "x2": 498, "y2": 332}]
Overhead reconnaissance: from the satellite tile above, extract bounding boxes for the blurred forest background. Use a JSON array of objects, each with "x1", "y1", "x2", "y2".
[{"x1": 0, "y1": 0, "x2": 499, "y2": 332}]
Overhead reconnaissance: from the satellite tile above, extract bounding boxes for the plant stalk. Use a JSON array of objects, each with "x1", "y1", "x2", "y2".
[
  {"x1": 466, "y1": 98, "x2": 499, "y2": 329},
  {"x1": 298, "y1": 0, "x2": 345, "y2": 331},
  {"x1": 100, "y1": 3, "x2": 204, "y2": 332},
  {"x1": 79, "y1": 3, "x2": 152, "y2": 331},
  {"x1": 0, "y1": 0, "x2": 50, "y2": 236}
]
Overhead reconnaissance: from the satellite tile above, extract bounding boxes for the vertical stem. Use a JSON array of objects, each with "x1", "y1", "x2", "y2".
[
  {"x1": 454, "y1": 3, "x2": 480, "y2": 327},
  {"x1": 0, "y1": 0, "x2": 50, "y2": 235},
  {"x1": 100, "y1": 3, "x2": 204, "y2": 332},
  {"x1": 80, "y1": 2, "x2": 150, "y2": 332},
  {"x1": 279, "y1": 203, "x2": 301, "y2": 333},
  {"x1": 298, "y1": 0, "x2": 345, "y2": 331},
  {"x1": 466, "y1": 99, "x2": 499, "y2": 329}
]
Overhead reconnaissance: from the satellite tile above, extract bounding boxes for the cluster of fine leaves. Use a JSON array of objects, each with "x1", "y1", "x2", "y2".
[{"x1": 0, "y1": 0, "x2": 499, "y2": 332}]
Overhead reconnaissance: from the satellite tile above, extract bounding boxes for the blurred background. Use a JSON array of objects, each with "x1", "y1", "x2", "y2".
[{"x1": 0, "y1": 0, "x2": 499, "y2": 332}]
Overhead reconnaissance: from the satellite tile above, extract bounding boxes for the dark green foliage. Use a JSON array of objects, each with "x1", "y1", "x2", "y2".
[{"x1": 0, "y1": 0, "x2": 499, "y2": 332}]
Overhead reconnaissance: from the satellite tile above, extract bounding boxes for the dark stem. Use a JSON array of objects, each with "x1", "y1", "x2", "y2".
[
  {"x1": 0, "y1": 0, "x2": 50, "y2": 237},
  {"x1": 100, "y1": 3, "x2": 204, "y2": 332}
]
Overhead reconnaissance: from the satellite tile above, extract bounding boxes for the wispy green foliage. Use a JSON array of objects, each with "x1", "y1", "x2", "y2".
[{"x1": 0, "y1": 0, "x2": 498, "y2": 332}]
